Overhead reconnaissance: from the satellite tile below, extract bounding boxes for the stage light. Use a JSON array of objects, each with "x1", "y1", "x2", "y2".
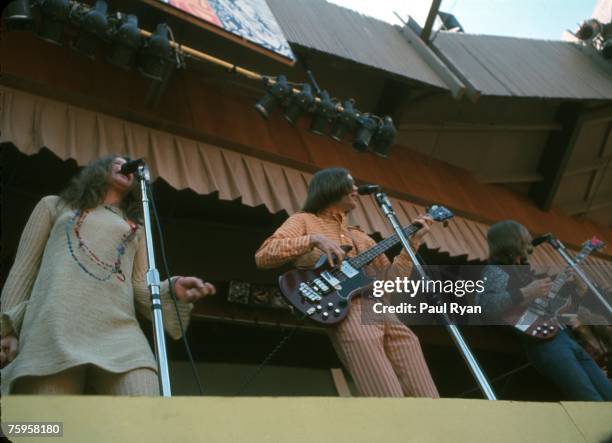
[
  {"x1": 309, "y1": 90, "x2": 336, "y2": 135},
  {"x1": 370, "y1": 115, "x2": 396, "y2": 158},
  {"x1": 72, "y1": 0, "x2": 109, "y2": 58},
  {"x1": 37, "y1": 0, "x2": 70, "y2": 45},
  {"x1": 255, "y1": 75, "x2": 290, "y2": 119},
  {"x1": 576, "y1": 19, "x2": 602, "y2": 41},
  {"x1": 330, "y1": 99, "x2": 357, "y2": 142},
  {"x1": 2, "y1": 0, "x2": 34, "y2": 32},
  {"x1": 352, "y1": 113, "x2": 378, "y2": 152},
  {"x1": 137, "y1": 23, "x2": 173, "y2": 81},
  {"x1": 283, "y1": 83, "x2": 314, "y2": 124},
  {"x1": 438, "y1": 11, "x2": 464, "y2": 32},
  {"x1": 108, "y1": 14, "x2": 142, "y2": 69}
]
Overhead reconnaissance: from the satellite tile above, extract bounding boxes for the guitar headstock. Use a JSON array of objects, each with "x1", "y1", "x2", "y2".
[
  {"x1": 582, "y1": 236, "x2": 605, "y2": 253},
  {"x1": 574, "y1": 236, "x2": 605, "y2": 263},
  {"x1": 426, "y1": 205, "x2": 454, "y2": 223}
]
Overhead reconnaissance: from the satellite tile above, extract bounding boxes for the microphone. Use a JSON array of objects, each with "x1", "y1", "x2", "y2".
[
  {"x1": 357, "y1": 184, "x2": 381, "y2": 195},
  {"x1": 119, "y1": 158, "x2": 145, "y2": 175},
  {"x1": 532, "y1": 233, "x2": 553, "y2": 247}
]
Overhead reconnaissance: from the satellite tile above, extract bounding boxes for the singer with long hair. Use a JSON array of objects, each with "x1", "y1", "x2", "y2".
[
  {"x1": 478, "y1": 220, "x2": 612, "y2": 401},
  {"x1": 255, "y1": 167, "x2": 439, "y2": 397},
  {"x1": 0, "y1": 155, "x2": 215, "y2": 395}
]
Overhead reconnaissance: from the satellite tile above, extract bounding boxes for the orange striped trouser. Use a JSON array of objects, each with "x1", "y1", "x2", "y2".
[{"x1": 328, "y1": 297, "x2": 440, "y2": 398}]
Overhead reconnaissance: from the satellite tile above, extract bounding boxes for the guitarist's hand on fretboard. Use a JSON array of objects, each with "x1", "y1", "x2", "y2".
[
  {"x1": 412, "y1": 215, "x2": 434, "y2": 246},
  {"x1": 566, "y1": 269, "x2": 588, "y2": 297},
  {"x1": 520, "y1": 277, "x2": 553, "y2": 302}
]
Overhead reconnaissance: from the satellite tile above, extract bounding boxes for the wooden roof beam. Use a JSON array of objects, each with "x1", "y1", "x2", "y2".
[
  {"x1": 582, "y1": 104, "x2": 612, "y2": 124},
  {"x1": 476, "y1": 172, "x2": 544, "y2": 184},
  {"x1": 560, "y1": 195, "x2": 612, "y2": 216},
  {"x1": 420, "y1": 0, "x2": 442, "y2": 42},
  {"x1": 530, "y1": 103, "x2": 583, "y2": 210},
  {"x1": 398, "y1": 122, "x2": 561, "y2": 132},
  {"x1": 427, "y1": 43, "x2": 482, "y2": 102},
  {"x1": 564, "y1": 155, "x2": 612, "y2": 177},
  {"x1": 398, "y1": 24, "x2": 466, "y2": 99}
]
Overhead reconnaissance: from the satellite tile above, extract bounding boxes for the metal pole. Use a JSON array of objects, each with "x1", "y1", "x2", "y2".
[
  {"x1": 374, "y1": 192, "x2": 497, "y2": 400},
  {"x1": 137, "y1": 165, "x2": 172, "y2": 397},
  {"x1": 548, "y1": 238, "x2": 612, "y2": 316}
]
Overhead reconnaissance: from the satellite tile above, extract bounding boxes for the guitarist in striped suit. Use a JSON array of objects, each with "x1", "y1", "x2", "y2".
[
  {"x1": 255, "y1": 167, "x2": 439, "y2": 398},
  {"x1": 479, "y1": 220, "x2": 612, "y2": 401}
]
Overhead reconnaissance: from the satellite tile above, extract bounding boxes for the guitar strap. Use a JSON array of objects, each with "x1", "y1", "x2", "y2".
[
  {"x1": 345, "y1": 227, "x2": 384, "y2": 301},
  {"x1": 345, "y1": 227, "x2": 363, "y2": 256}
]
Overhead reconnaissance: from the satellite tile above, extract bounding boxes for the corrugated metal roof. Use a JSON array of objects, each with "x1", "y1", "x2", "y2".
[
  {"x1": 266, "y1": 0, "x2": 449, "y2": 89},
  {"x1": 433, "y1": 32, "x2": 612, "y2": 99}
]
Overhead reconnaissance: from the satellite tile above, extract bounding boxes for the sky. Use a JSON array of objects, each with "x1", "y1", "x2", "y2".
[{"x1": 327, "y1": 0, "x2": 597, "y2": 40}]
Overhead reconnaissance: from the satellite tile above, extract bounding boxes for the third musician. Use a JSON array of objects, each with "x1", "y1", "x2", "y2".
[{"x1": 478, "y1": 220, "x2": 612, "y2": 401}]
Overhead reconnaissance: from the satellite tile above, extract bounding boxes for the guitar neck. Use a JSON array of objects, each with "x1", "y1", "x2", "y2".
[
  {"x1": 548, "y1": 270, "x2": 569, "y2": 297},
  {"x1": 547, "y1": 248, "x2": 591, "y2": 297},
  {"x1": 348, "y1": 223, "x2": 421, "y2": 269}
]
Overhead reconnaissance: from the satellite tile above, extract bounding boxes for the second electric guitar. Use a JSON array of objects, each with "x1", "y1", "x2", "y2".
[{"x1": 504, "y1": 237, "x2": 604, "y2": 339}]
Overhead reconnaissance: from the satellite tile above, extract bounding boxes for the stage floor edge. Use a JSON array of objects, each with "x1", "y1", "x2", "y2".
[{"x1": 2, "y1": 396, "x2": 611, "y2": 443}]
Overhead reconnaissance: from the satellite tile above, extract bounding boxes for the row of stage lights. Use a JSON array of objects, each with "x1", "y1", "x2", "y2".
[
  {"x1": 4, "y1": 0, "x2": 397, "y2": 157},
  {"x1": 574, "y1": 19, "x2": 612, "y2": 59},
  {"x1": 255, "y1": 75, "x2": 397, "y2": 158},
  {"x1": 3, "y1": 0, "x2": 180, "y2": 81}
]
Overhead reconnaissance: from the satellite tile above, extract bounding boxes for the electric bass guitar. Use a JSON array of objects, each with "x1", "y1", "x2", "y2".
[
  {"x1": 278, "y1": 205, "x2": 454, "y2": 325},
  {"x1": 504, "y1": 236, "x2": 604, "y2": 339}
]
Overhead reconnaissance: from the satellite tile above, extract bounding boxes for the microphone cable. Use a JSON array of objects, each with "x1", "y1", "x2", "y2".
[
  {"x1": 456, "y1": 362, "x2": 531, "y2": 398},
  {"x1": 147, "y1": 184, "x2": 205, "y2": 395},
  {"x1": 234, "y1": 313, "x2": 306, "y2": 396},
  {"x1": 147, "y1": 181, "x2": 306, "y2": 396}
]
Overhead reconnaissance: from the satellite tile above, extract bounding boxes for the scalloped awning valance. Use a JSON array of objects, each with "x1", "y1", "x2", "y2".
[{"x1": 2, "y1": 86, "x2": 611, "y2": 288}]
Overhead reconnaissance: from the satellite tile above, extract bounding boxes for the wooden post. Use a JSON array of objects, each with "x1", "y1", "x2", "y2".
[
  {"x1": 421, "y1": 0, "x2": 442, "y2": 42},
  {"x1": 331, "y1": 368, "x2": 352, "y2": 397}
]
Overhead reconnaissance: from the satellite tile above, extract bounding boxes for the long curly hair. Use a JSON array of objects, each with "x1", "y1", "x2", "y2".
[{"x1": 60, "y1": 155, "x2": 143, "y2": 223}]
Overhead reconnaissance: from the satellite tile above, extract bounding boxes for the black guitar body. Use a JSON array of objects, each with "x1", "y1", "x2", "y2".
[
  {"x1": 277, "y1": 205, "x2": 455, "y2": 325},
  {"x1": 279, "y1": 254, "x2": 372, "y2": 324}
]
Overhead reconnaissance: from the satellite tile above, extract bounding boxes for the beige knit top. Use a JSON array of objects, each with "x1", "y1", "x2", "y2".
[{"x1": 1, "y1": 196, "x2": 193, "y2": 394}]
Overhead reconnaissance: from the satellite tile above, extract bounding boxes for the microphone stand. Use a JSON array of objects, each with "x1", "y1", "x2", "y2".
[
  {"x1": 136, "y1": 164, "x2": 172, "y2": 397},
  {"x1": 373, "y1": 191, "x2": 497, "y2": 400},
  {"x1": 547, "y1": 236, "x2": 612, "y2": 316}
]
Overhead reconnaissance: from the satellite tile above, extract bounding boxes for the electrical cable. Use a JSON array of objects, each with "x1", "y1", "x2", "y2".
[
  {"x1": 146, "y1": 183, "x2": 206, "y2": 395},
  {"x1": 235, "y1": 314, "x2": 306, "y2": 395},
  {"x1": 146, "y1": 177, "x2": 306, "y2": 397},
  {"x1": 456, "y1": 362, "x2": 531, "y2": 397}
]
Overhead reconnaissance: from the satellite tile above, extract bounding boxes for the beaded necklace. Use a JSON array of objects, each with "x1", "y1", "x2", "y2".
[{"x1": 66, "y1": 206, "x2": 138, "y2": 282}]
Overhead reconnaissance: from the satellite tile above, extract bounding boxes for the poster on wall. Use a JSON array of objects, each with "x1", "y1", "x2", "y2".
[
  {"x1": 154, "y1": 0, "x2": 296, "y2": 63},
  {"x1": 228, "y1": 281, "x2": 288, "y2": 309}
]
